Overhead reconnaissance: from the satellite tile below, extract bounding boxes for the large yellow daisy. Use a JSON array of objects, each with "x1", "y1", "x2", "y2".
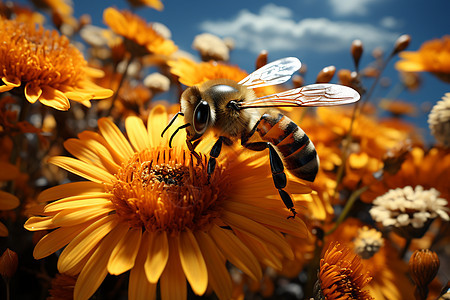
[
  {"x1": 24, "y1": 105, "x2": 311, "y2": 300},
  {"x1": 0, "y1": 18, "x2": 113, "y2": 110}
]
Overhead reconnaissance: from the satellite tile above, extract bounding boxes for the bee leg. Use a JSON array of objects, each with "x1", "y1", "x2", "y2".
[
  {"x1": 242, "y1": 141, "x2": 297, "y2": 219},
  {"x1": 186, "y1": 139, "x2": 202, "y2": 165},
  {"x1": 207, "y1": 136, "x2": 233, "y2": 176}
]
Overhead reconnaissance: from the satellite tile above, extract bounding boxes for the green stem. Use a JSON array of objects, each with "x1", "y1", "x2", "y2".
[
  {"x1": 305, "y1": 238, "x2": 324, "y2": 299},
  {"x1": 326, "y1": 185, "x2": 369, "y2": 236}
]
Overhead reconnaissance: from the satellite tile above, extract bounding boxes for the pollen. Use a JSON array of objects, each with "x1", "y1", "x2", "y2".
[{"x1": 108, "y1": 147, "x2": 229, "y2": 233}]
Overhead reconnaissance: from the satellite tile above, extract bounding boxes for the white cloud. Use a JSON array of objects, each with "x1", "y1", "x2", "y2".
[
  {"x1": 199, "y1": 4, "x2": 399, "y2": 54},
  {"x1": 328, "y1": 0, "x2": 378, "y2": 16},
  {"x1": 380, "y1": 16, "x2": 401, "y2": 29}
]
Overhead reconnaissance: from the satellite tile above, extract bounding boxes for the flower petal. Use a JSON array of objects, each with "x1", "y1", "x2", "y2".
[
  {"x1": 178, "y1": 229, "x2": 208, "y2": 295},
  {"x1": 37, "y1": 181, "x2": 105, "y2": 202},
  {"x1": 125, "y1": 116, "x2": 151, "y2": 152},
  {"x1": 195, "y1": 231, "x2": 232, "y2": 300},
  {"x1": 74, "y1": 223, "x2": 128, "y2": 300},
  {"x1": 147, "y1": 104, "x2": 168, "y2": 147},
  {"x1": 57, "y1": 214, "x2": 118, "y2": 273},
  {"x1": 0, "y1": 190, "x2": 20, "y2": 210},
  {"x1": 160, "y1": 236, "x2": 186, "y2": 300},
  {"x1": 0, "y1": 161, "x2": 19, "y2": 181},
  {"x1": 33, "y1": 223, "x2": 87, "y2": 259},
  {"x1": 98, "y1": 117, "x2": 134, "y2": 160},
  {"x1": 39, "y1": 86, "x2": 70, "y2": 110},
  {"x1": 0, "y1": 222, "x2": 8, "y2": 237},
  {"x1": 63, "y1": 138, "x2": 106, "y2": 170},
  {"x1": 209, "y1": 224, "x2": 262, "y2": 281},
  {"x1": 24, "y1": 82, "x2": 42, "y2": 104},
  {"x1": 108, "y1": 227, "x2": 142, "y2": 275},
  {"x1": 144, "y1": 231, "x2": 169, "y2": 283},
  {"x1": 129, "y1": 242, "x2": 157, "y2": 300},
  {"x1": 44, "y1": 198, "x2": 112, "y2": 213},
  {"x1": 48, "y1": 156, "x2": 116, "y2": 184},
  {"x1": 1, "y1": 76, "x2": 20, "y2": 87},
  {"x1": 24, "y1": 216, "x2": 56, "y2": 231},
  {"x1": 51, "y1": 205, "x2": 114, "y2": 227}
]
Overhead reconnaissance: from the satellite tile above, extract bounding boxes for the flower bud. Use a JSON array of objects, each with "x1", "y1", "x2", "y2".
[
  {"x1": 393, "y1": 34, "x2": 411, "y2": 55},
  {"x1": 0, "y1": 248, "x2": 18, "y2": 280},
  {"x1": 409, "y1": 249, "x2": 439, "y2": 287},
  {"x1": 316, "y1": 65, "x2": 336, "y2": 83},
  {"x1": 255, "y1": 50, "x2": 268, "y2": 70},
  {"x1": 351, "y1": 39, "x2": 363, "y2": 70}
]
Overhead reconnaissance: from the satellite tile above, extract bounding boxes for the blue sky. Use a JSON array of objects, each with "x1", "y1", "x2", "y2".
[{"x1": 19, "y1": 0, "x2": 450, "y2": 141}]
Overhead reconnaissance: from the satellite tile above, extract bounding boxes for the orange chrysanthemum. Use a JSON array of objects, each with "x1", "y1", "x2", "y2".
[
  {"x1": 0, "y1": 18, "x2": 113, "y2": 110},
  {"x1": 25, "y1": 105, "x2": 311, "y2": 300},
  {"x1": 395, "y1": 36, "x2": 450, "y2": 83},
  {"x1": 318, "y1": 242, "x2": 373, "y2": 300},
  {"x1": 103, "y1": 7, "x2": 177, "y2": 57},
  {"x1": 327, "y1": 218, "x2": 415, "y2": 300}
]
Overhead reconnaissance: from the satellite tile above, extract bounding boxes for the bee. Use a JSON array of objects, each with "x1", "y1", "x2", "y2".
[{"x1": 162, "y1": 57, "x2": 360, "y2": 218}]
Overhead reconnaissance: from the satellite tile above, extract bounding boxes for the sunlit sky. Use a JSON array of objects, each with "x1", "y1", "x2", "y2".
[{"x1": 18, "y1": 0, "x2": 450, "y2": 141}]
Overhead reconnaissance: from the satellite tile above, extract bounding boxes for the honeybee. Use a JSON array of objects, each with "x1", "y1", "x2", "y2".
[{"x1": 162, "y1": 57, "x2": 360, "y2": 218}]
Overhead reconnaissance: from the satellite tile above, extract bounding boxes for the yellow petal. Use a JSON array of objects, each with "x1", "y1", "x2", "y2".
[
  {"x1": 108, "y1": 227, "x2": 142, "y2": 275},
  {"x1": 78, "y1": 136, "x2": 121, "y2": 174},
  {"x1": 39, "y1": 86, "x2": 70, "y2": 110},
  {"x1": 48, "y1": 156, "x2": 116, "y2": 184},
  {"x1": 129, "y1": 243, "x2": 157, "y2": 300},
  {"x1": 1, "y1": 76, "x2": 20, "y2": 87},
  {"x1": 74, "y1": 223, "x2": 128, "y2": 300},
  {"x1": 160, "y1": 237, "x2": 186, "y2": 300},
  {"x1": 125, "y1": 116, "x2": 151, "y2": 152},
  {"x1": 147, "y1": 104, "x2": 168, "y2": 147},
  {"x1": 195, "y1": 231, "x2": 232, "y2": 300},
  {"x1": 98, "y1": 117, "x2": 134, "y2": 160},
  {"x1": 63, "y1": 138, "x2": 106, "y2": 169},
  {"x1": 178, "y1": 230, "x2": 208, "y2": 295},
  {"x1": 37, "y1": 181, "x2": 105, "y2": 202},
  {"x1": 24, "y1": 216, "x2": 56, "y2": 231},
  {"x1": 52, "y1": 205, "x2": 114, "y2": 227},
  {"x1": 33, "y1": 223, "x2": 87, "y2": 259},
  {"x1": 24, "y1": 82, "x2": 42, "y2": 104},
  {"x1": 57, "y1": 214, "x2": 118, "y2": 273},
  {"x1": 221, "y1": 210, "x2": 293, "y2": 260},
  {"x1": 209, "y1": 224, "x2": 262, "y2": 281},
  {"x1": 78, "y1": 130, "x2": 125, "y2": 165},
  {"x1": 0, "y1": 190, "x2": 20, "y2": 210},
  {"x1": 144, "y1": 231, "x2": 169, "y2": 283},
  {"x1": 44, "y1": 198, "x2": 111, "y2": 213},
  {"x1": 224, "y1": 201, "x2": 308, "y2": 238}
]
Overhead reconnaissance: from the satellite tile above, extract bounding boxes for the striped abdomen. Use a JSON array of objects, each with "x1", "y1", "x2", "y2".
[{"x1": 256, "y1": 112, "x2": 319, "y2": 182}]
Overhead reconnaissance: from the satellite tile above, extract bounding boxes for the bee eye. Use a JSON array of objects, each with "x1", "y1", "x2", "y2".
[{"x1": 193, "y1": 100, "x2": 210, "y2": 134}]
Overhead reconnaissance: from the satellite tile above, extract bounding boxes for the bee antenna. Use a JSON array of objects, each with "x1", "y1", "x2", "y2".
[
  {"x1": 161, "y1": 112, "x2": 184, "y2": 138},
  {"x1": 169, "y1": 123, "x2": 191, "y2": 148}
]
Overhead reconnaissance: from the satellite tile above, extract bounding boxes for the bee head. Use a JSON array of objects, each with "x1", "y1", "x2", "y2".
[{"x1": 180, "y1": 86, "x2": 214, "y2": 141}]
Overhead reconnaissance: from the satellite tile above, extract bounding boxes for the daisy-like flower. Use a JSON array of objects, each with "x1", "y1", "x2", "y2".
[
  {"x1": 24, "y1": 105, "x2": 310, "y2": 300},
  {"x1": 192, "y1": 33, "x2": 230, "y2": 61},
  {"x1": 103, "y1": 7, "x2": 177, "y2": 57},
  {"x1": 0, "y1": 18, "x2": 113, "y2": 110},
  {"x1": 353, "y1": 226, "x2": 384, "y2": 260},
  {"x1": 370, "y1": 185, "x2": 449, "y2": 238},
  {"x1": 395, "y1": 36, "x2": 450, "y2": 83},
  {"x1": 428, "y1": 93, "x2": 450, "y2": 147},
  {"x1": 316, "y1": 242, "x2": 373, "y2": 300}
]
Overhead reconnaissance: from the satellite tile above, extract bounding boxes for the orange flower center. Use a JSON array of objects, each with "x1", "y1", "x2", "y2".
[
  {"x1": 0, "y1": 18, "x2": 87, "y2": 87},
  {"x1": 108, "y1": 147, "x2": 230, "y2": 234}
]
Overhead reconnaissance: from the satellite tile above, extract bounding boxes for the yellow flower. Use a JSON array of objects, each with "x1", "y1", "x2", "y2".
[
  {"x1": 103, "y1": 7, "x2": 177, "y2": 57},
  {"x1": 0, "y1": 18, "x2": 113, "y2": 110},
  {"x1": 25, "y1": 105, "x2": 310, "y2": 300},
  {"x1": 395, "y1": 36, "x2": 450, "y2": 83},
  {"x1": 318, "y1": 242, "x2": 373, "y2": 300}
]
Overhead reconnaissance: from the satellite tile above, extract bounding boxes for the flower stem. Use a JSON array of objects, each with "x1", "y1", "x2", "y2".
[
  {"x1": 399, "y1": 236, "x2": 412, "y2": 259},
  {"x1": 326, "y1": 185, "x2": 369, "y2": 236}
]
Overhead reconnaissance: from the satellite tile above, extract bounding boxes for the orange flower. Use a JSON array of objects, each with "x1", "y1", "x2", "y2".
[
  {"x1": 0, "y1": 18, "x2": 113, "y2": 110},
  {"x1": 395, "y1": 36, "x2": 450, "y2": 83},
  {"x1": 326, "y1": 218, "x2": 415, "y2": 300},
  {"x1": 103, "y1": 7, "x2": 177, "y2": 57},
  {"x1": 24, "y1": 105, "x2": 310, "y2": 300},
  {"x1": 318, "y1": 242, "x2": 373, "y2": 300},
  {"x1": 126, "y1": 0, "x2": 163, "y2": 10}
]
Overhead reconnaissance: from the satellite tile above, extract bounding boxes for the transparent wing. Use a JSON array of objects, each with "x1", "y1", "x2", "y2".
[
  {"x1": 236, "y1": 84, "x2": 360, "y2": 109},
  {"x1": 238, "y1": 57, "x2": 302, "y2": 88}
]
